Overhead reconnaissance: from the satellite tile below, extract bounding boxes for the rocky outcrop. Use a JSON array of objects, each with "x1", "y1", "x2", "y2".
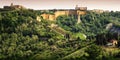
[
  {"x1": 106, "y1": 23, "x2": 120, "y2": 34},
  {"x1": 106, "y1": 23, "x2": 113, "y2": 30}
]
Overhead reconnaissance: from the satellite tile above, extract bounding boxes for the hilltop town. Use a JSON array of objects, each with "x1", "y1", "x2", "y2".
[
  {"x1": 0, "y1": 3, "x2": 26, "y2": 10},
  {"x1": 0, "y1": 3, "x2": 87, "y2": 22},
  {"x1": 0, "y1": 3, "x2": 120, "y2": 60},
  {"x1": 0, "y1": 3, "x2": 108, "y2": 22},
  {"x1": 40, "y1": 5, "x2": 87, "y2": 21}
]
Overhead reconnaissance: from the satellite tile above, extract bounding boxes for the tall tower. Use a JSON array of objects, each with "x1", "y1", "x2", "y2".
[
  {"x1": 10, "y1": 3, "x2": 13, "y2": 6},
  {"x1": 75, "y1": 5, "x2": 78, "y2": 10},
  {"x1": 75, "y1": 5, "x2": 81, "y2": 24},
  {"x1": 77, "y1": 15, "x2": 81, "y2": 24}
]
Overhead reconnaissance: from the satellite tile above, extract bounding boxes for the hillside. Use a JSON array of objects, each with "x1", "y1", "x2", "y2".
[{"x1": 0, "y1": 9, "x2": 120, "y2": 60}]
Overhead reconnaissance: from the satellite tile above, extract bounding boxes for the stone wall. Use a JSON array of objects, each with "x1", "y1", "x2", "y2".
[
  {"x1": 40, "y1": 13, "x2": 55, "y2": 21},
  {"x1": 54, "y1": 11, "x2": 69, "y2": 19},
  {"x1": 68, "y1": 10, "x2": 77, "y2": 15},
  {"x1": 41, "y1": 13, "x2": 49, "y2": 20},
  {"x1": 40, "y1": 9, "x2": 87, "y2": 21},
  {"x1": 49, "y1": 15, "x2": 55, "y2": 21},
  {"x1": 77, "y1": 10, "x2": 86, "y2": 15}
]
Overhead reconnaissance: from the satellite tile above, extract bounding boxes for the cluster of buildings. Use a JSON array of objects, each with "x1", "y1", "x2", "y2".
[
  {"x1": 1, "y1": 3, "x2": 108, "y2": 22},
  {"x1": 3, "y1": 3, "x2": 26, "y2": 10},
  {"x1": 1, "y1": 3, "x2": 119, "y2": 47},
  {"x1": 2, "y1": 3, "x2": 88, "y2": 22},
  {"x1": 39, "y1": 5, "x2": 87, "y2": 21}
]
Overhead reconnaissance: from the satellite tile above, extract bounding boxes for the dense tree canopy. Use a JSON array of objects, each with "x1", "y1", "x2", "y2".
[{"x1": 0, "y1": 9, "x2": 120, "y2": 60}]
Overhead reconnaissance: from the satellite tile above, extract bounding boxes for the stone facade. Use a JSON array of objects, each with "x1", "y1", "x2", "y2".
[
  {"x1": 40, "y1": 13, "x2": 55, "y2": 21},
  {"x1": 36, "y1": 16, "x2": 41, "y2": 22},
  {"x1": 40, "y1": 5, "x2": 87, "y2": 21},
  {"x1": 54, "y1": 10, "x2": 69, "y2": 19}
]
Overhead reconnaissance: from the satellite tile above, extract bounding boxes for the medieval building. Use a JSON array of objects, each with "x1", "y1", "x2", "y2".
[
  {"x1": 2, "y1": 3, "x2": 87, "y2": 22},
  {"x1": 3, "y1": 3, "x2": 26, "y2": 10},
  {"x1": 39, "y1": 5, "x2": 87, "y2": 22}
]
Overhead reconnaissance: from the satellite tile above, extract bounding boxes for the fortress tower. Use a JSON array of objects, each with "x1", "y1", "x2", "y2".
[
  {"x1": 10, "y1": 3, "x2": 13, "y2": 6},
  {"x1": 75, "y1": 5, "x2": 87, "y2": 23},
  {"x1": 75, "y1": 5, "x2": 79, "y2": 10}
]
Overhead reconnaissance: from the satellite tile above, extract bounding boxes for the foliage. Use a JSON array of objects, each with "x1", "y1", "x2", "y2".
[
  {"x1": 73, "y1": 33, "x2": 86, "y2": 40},
  {"x1": 56, "y1": 11, "x2": 120, "y2": 37},
  {"x1": 84, "y1": 44, "x2": 103, "y2": 60},
  {"x1": 0, "y1": 9, "x2": 120, "y2": 60}
]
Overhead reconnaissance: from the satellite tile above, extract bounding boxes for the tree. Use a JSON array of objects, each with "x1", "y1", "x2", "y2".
[{"x1": 85, "y1": 44, "x2": 103, "y2": 60}]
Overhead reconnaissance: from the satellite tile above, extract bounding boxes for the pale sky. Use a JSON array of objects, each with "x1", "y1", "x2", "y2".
[{"x1": 0, "y1": 0, "x2": 120, "y2": 11}]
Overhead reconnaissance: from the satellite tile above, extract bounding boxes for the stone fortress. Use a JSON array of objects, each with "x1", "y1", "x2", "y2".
[
  {"x1": 39, "y1": 5, "x2": 87, "y2": 22},
  {"x1": 2, "y1": 3, "x2": 106, "y2": 22}
]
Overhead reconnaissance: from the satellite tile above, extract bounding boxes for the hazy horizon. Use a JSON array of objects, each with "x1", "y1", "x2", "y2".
[{"x1": 0, "y1": 0, "x2": 120, "y2": 11}]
